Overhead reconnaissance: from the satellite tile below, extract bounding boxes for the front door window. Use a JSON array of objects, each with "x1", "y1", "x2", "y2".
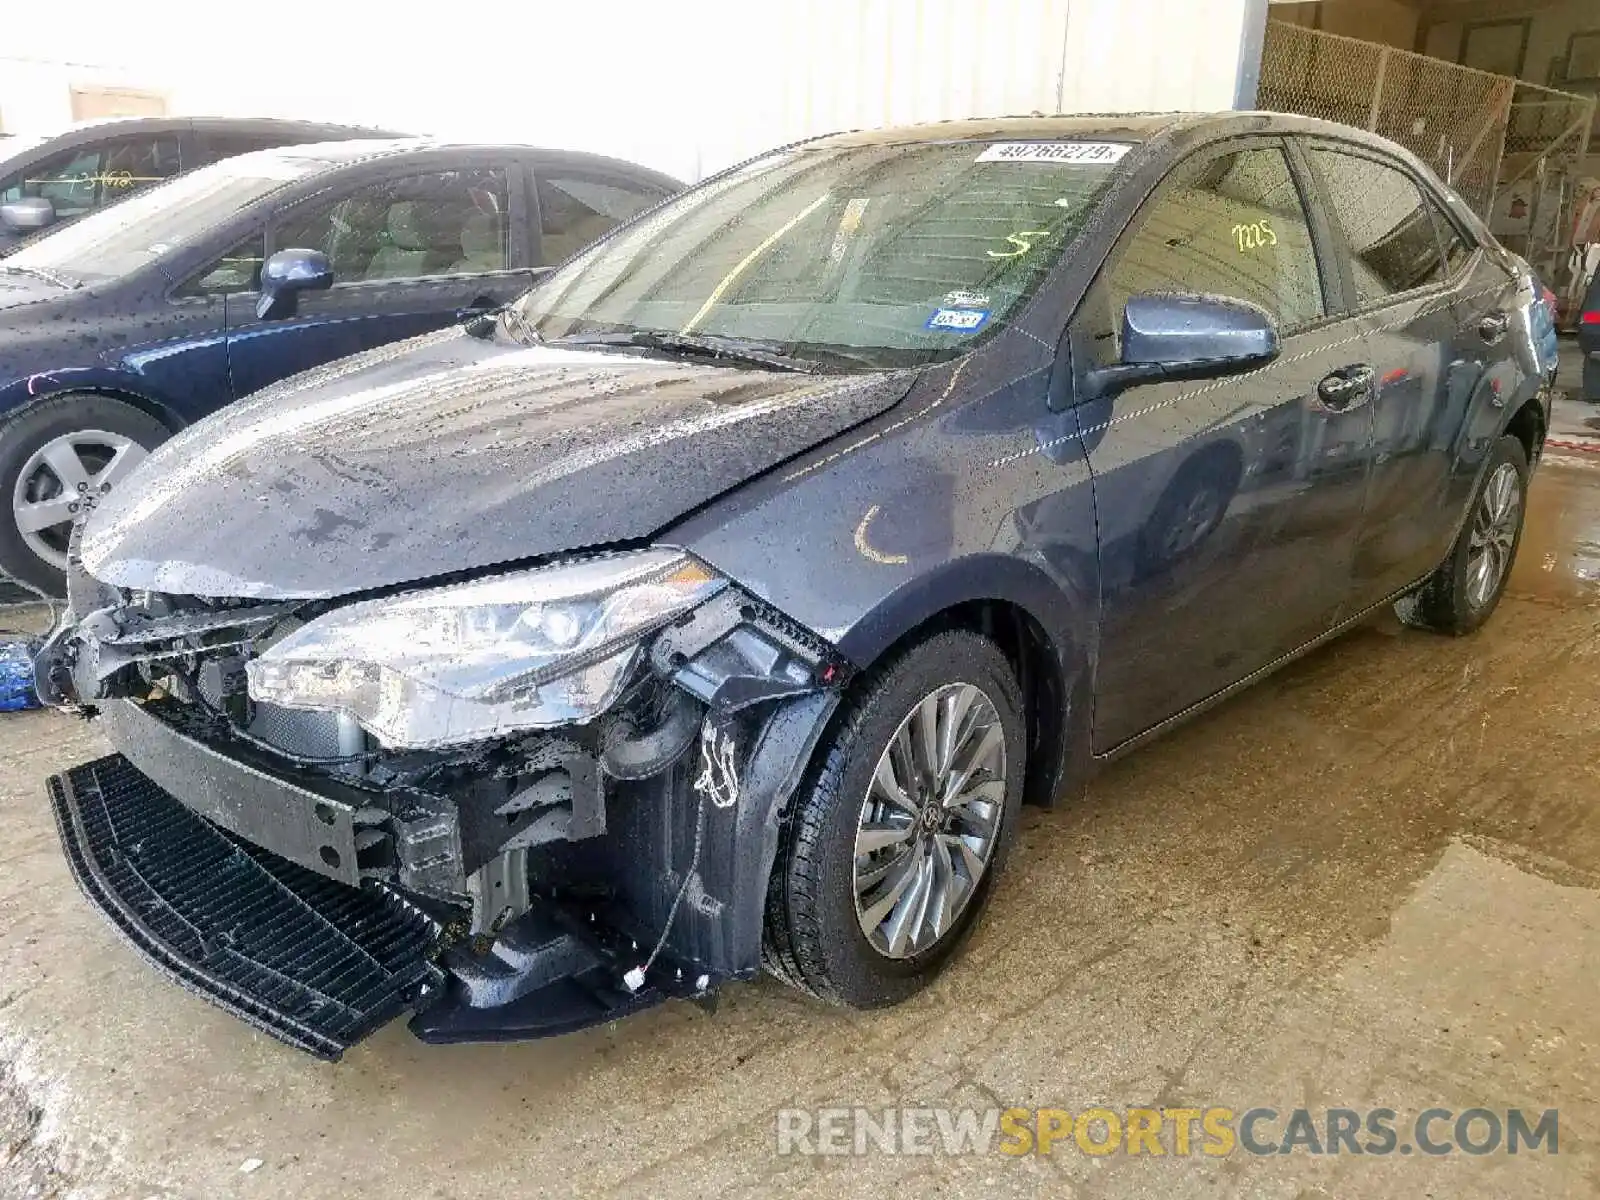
[{"x1": 273, "y1": 168, "x2": 510, "y2": 282}]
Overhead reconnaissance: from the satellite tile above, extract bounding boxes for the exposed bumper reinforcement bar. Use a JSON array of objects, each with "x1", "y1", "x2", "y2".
[
  {"x1": 97, "y1": 699, "x2": 378, "y2": 888},
  {"x1": 49, "y1": 753, "x2": 439, "y2": 1060}
]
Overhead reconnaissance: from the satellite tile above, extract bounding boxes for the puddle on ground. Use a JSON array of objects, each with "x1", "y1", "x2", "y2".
[{"x1": 1508, "y1": 465, "x2": 1600, "y2": 602}]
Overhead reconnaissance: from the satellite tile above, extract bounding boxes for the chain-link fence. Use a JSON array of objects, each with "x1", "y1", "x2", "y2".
[
  {"x1": 1259, "y1": 20, "x2": 1596, "y2": 269},
  {"x1": 1500, "y1": 79, "x2": 1598, "y2": 270}
]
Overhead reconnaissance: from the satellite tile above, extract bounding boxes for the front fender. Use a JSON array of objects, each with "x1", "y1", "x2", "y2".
[
  {"x1": 0, "y1": 366, "x2": 184, "y2": 430},
  {"x1": 676, "y1": 344, "x2": 1100, "y2": 816},
  {"x1": 833, "y1": 550, "x2": 1084, "y2": 672}
]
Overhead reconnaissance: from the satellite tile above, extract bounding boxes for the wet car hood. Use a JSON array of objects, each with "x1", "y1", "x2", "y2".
[
  {"x1": 0, "y1": 269, "x2": 69, "y2": 312},
  {"x1": 82, "y1": 327, "x2": 913, "y2": 598}
]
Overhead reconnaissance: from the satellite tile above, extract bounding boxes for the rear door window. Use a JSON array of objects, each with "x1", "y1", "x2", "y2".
[
  {"x1": 1422, "y1": 193, "x2": 1476, "y2": 279},
  {"x1": 195, "y1": 133, "x2": 294, "y2": 167},
  {"x1": 535, "y1": 172, "x2": 671, "y2": 265},
  {"x1": 1306, "y1": 148, "x2": 1448, "y2": 305}
]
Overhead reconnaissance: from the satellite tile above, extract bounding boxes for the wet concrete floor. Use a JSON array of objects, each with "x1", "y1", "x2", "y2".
[{"x1": 3, "y1": 457, "x2": 1600, "y2": 1199}]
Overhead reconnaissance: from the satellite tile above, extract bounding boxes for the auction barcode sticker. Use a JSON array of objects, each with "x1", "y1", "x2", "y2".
[{"x1": 976, "y1": 142, "x2": 1130, "y2": 164}]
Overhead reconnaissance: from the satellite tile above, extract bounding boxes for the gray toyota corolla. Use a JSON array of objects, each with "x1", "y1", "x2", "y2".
[{"x1": 37, "y1": 113, "x2": 1549, "y2": 1058}]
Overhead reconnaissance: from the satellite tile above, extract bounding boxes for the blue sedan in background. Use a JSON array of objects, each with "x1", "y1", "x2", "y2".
[{"x1": 0, "y1": 140, "x2": 679, "y2": 592}]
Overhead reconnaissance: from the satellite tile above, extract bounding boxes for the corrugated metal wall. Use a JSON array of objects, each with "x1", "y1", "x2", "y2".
[
  {"x1": 1059, "y1": 0, "x2": 1255, "y2": 114},
  {"x1": 682, "y1": 0, "x2": 1256, "y2": 176},
  {"x1": 6, "y1": 1, "x2": 1258, "y2": 180}
]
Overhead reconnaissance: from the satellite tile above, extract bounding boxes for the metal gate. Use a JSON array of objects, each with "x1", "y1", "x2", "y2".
[{"x1": 1258, "y1": 20, "x2": 1596, "y2": 272}]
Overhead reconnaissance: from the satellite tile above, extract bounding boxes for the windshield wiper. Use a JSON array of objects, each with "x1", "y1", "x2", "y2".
[
  {"x1": 545, "y1": 330, "x2": 819, "y2": 374},
  {"x1": 0, "y1": 263, "x2": 80, "y2": 290}
]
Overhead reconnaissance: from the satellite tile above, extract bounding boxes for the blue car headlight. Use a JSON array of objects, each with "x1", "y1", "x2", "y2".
[{"x1": 246, "y1": 550, "x2": 725, "y2": 749}]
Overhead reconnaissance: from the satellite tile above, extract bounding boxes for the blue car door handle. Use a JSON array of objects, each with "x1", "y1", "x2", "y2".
[{"x1": 1314, "y1": 364, "x2": 1375, "y2": 413}]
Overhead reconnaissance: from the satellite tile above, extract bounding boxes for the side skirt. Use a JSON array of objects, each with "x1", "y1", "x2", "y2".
[{"x1": 1092, "y1": 575, "x2": 1431, "y2": 767}]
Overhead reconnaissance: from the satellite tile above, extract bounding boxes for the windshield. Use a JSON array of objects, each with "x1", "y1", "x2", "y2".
[
  {"x1": 5, "y1": 156, "x2": 317, "y2": 282},
  {"x1": 513, "y1": 138, "x2": 1131, "y2": 370}
]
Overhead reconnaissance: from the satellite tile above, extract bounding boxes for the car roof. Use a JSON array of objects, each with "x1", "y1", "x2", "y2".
[
  {"x1": 5, "y1": 114, "x2": 400, "y2": 141},
  {"x1": 20, "y1": 115, "x2": 193, "y2": 138},
  {"x1": 801, "y1": 110, "x2": 1442, "y2": 160},
  {"x1": 0, "y1": 116, "x2": 408, "y2": 175},
  {"x1": 260, "y1": 137, "x2": 527, "y2": 166},
  {"x1": 234, "y1": 137, "x2": 679, "y2": 181},
  {"x1": 798, "y1": 111, "x2": 1473, "y2": 209},
  {"x1": 805, "y1": 112, "x2": 1196, "y2": 148}
]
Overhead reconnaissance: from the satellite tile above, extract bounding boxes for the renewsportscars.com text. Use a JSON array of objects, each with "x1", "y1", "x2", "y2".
[{"x1": 775, "y1": 1105, "x2": 1558, "y2": 1158}]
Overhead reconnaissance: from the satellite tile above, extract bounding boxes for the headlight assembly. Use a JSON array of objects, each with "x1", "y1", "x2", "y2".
[{"x1": 246, "y1": 550, "x2": 725, "y2": 749}]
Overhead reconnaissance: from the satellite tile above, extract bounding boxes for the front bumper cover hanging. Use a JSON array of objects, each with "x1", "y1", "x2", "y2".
[{"x1": 50, "y1": 753, "x2": 439, "y2": 1060}]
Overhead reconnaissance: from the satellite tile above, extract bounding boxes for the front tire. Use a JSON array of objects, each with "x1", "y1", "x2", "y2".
[
  {"x1": 1399, "y1": 433, "x2": 1528, "y2": 635},
  {"x1": 763, "y1": 630, "x2": 1026, "y2": 1008},
  {"x1": 0, "y1": 393, "x2": 169, "y2": 596}
]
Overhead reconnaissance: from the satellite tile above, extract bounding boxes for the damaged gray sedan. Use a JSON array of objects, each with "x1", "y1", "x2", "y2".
[{"x1": 35, "y1": 113, "x2": 1546, "y2": 1057}]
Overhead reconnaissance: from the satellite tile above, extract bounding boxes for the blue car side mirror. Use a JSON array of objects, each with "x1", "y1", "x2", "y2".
[
  {"x1": 1082, "y1": 292, "x2": 1281, "y2": 401},
  {"x1": 256, "y1": 248, "x2": 335, "y2": 321}
]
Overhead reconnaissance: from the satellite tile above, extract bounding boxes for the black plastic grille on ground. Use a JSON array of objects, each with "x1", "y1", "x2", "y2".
[{"x1": 49, "y1": 754, "x2": 437, "y2": 1060}]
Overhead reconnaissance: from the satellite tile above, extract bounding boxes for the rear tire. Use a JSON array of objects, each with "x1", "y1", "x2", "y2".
[
  {"x1": 762, "y1": 630, "x2": 1025, "y2": 1008},
  {"x1": 0, "y1": 393, "x2": 169, "y2": 597},
  {"x1": 1398, "y1": 434, "x2": 1527, "y2": 636}
]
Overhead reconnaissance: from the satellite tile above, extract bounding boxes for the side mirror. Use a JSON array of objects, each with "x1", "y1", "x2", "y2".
[
  {"x1": 0, "y1": 197, "x2": 56, "y2": 232},
  {"x1": 255, "y1": 248, "x2": 334, "y2": 320},
  {"x1": 1082, "y1": 293, "x2": 1280, "y2": 401}
]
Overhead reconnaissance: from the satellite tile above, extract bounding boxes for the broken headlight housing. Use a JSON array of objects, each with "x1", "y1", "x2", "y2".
[{"x1": 246, "y1": 550, "x2": 725, "y2": 749}]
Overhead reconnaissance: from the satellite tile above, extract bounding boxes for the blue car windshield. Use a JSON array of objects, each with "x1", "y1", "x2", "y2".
[
  {"x1": 6, "y1": 156, "x2": 318, "y2": 282},
  {"x1": 514, "y1": 138, "x2": 1132, "y2": 370}
]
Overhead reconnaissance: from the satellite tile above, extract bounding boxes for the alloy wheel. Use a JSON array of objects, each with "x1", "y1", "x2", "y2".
[
  {"x1": 1465, "y1": 461, "x2": 1520, "y2": 610},
  {"x1": 852, "y1": 682, "x2": 1007, "y2": 959},
  {"x1": 12, "y1": 430, "x2": 148, "y2": 570}
]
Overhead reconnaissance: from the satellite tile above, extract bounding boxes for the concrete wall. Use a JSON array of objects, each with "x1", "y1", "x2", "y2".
[
  {"x1": 2, "y1": 0, "x2": 1260, "y2": 181},
  {"x1": 1419, "y1": 1, "x2": 1599, "y2": 182},
  {"x1": 1421, "y1": 0, "x2": 1599, "y2": 91},
  {"x1": 0, "y1": 59, "x2": 163, "y2": 134}
]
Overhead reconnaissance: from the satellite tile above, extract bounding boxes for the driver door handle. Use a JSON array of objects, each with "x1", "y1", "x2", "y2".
[
  {"x1": 1314, "y1": 364, "x2": 1374, "y2": 413},
  {"x1": 1478, "y1": 311, "x2": 1510, "y2": 344}
]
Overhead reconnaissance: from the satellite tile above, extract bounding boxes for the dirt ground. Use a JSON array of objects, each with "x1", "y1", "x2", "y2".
[{"x1": 3, "y1": 446, "x2": 1600, "y2": 1197}]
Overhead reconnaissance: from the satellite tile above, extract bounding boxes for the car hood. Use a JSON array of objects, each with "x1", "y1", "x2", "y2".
[
  {"x1": 82, "y1": 327, "x2": 914, "y2": 598},
  {"x1": 0, "y1": 269, "x2": 70, "y2": 311}
]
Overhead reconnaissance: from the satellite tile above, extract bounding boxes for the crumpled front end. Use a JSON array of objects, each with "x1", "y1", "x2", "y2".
[{"x1": 36, "y1": 544, "x2": 848, "y2": 1059}]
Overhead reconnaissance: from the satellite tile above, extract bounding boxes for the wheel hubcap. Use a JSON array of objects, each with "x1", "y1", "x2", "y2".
[
  {"x1": 12, "y1": 430, "x2": 148, "y2": 570},
  {"x1": 1466, "y1": 462, "x2": 1521, "y2": 610},
  {"x1": 853, "y1": 682, "x2": 1007, "y2": 960}
]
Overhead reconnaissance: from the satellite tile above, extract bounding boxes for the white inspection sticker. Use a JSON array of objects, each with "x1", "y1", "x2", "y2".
[{"x1": 976, "y1": 141, "x2": 1130, "y2": 164}]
